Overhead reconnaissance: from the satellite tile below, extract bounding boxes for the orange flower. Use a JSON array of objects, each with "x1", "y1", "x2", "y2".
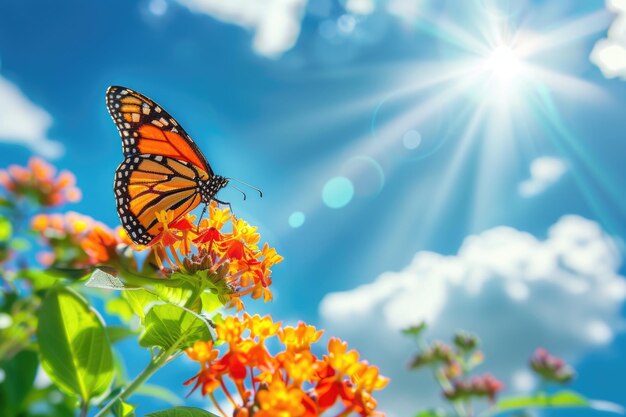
[
  {"x1": 148, "y1": 210, "x2": 183, "y2": 249},
  {"x1": 81, "y1": 224, "x2": 119, "y2": 264},
  {"x1": 0, "y1": 157, "x2": 81, "y2": 207},
  {"x1": 325, "y1": 338, "x2": 362, "y2": 377},
  {"x1": 185, "y1": 319, "x2": 387, "y2": 417},
  {"x1": 184, "y1": 367, "x2": 222, "y2": 396},
  {"x1": 279, "y1": 323, "x2": 323, "y2": 353},
  {"x1": 352, "y1": 364, "x2": 389, "y2": 393},
  {"x1": 255, "y1": 377, "x2": 308, "y2": 417},
  {"x1": 186, "y1": 341, "x2": 219, "y2": 364},
  {"x1": 32, "y1": 212, "x2": 122, "y2": 267},
  {"x1": 216, "y1": 316, "x2": 246, "y2": 347},
  {"x1": 281, "y1": 351, "x2": 318, "y2": 386},
  {"x1": 245, "y1": 314, "x2": 281, "y2": 341},
  {"x1": 126, "y1": 203, "x2": 281, "y2": 309}
]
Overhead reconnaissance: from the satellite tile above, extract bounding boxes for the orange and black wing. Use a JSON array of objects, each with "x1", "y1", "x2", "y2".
[
  {"x1": 106, "y1": 85, "x2": 212, "y2": 175},
  {"x1": 114, "y1": 154, "x2": 209, "y2": 245}
]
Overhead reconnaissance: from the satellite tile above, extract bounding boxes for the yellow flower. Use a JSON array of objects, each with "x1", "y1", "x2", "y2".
[
  {"x1": 255, "y1": 377, "x2": 307, "y2": 417},
  {"x1": 282, "y1": 351, "x2": 318, "y2": 386},
  {"x1": 207, "y1": 201, "x2": 232, "y2": 230},
  {"x1": 325, "y1": 338, "x2": 362, "y2": 377},
  {"x1": 216, "y1": 316, "x2": 246, "y2": 347},
  {"x1": 231, "y1": 218, "x2": 261, "y2": 248},
  {"x1": 245, "y1": 314, "x2": 281, "y2": 341},
  {"x1": 279, "y1": 323, "x2": 323, "y2": 353},
  {"x1": 186, "y1": 340, "x2": 219, "y2": 365},
  {"x1": 352, "y1": 364, "x2": 390, "y2": 393},
  {"x1": 261, "y1": 243, "x2": 283, "y2": 267}
]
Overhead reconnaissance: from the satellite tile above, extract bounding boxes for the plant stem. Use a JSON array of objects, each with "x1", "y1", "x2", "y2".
[
  {"x1": 94, "y1": 347, "x2": 180, "y2": 417},
  {"x1": 80, "y1": 400, "x2": 89, "y2": 417}
]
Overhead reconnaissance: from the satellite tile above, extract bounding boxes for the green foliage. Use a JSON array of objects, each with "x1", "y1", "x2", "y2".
[
  {"x1": 112, "y1": 400, "x2": 136, "y2": 417},
  {"x1": 406, "y1": 327, "x2": 624, "y2": 417},
  {"x1": 403, "y1": 321, "x2": 428, "y2": 339},
  {"x1": 415, "y1": 411, "x2": 449, "y2": 417},
  {"x1": 135, "y1": 384, "x2": 183, "y2": 406},
  {"x1": 146, "y1": 407, "x2": 220, "y2": 417},
  {"x1": 139, "y1": 304, "x2": 212, "y2": 350},
  {"x1": 106, "y1": 326, "x2": 137, "y2": 344},
  {"x1": 37, "y1": 287, "x2": 114, "y2": 403},
  {"x1": 0, "y1": 216, "x2": 12, "y2": 241},
  {"x1": 123, "y1": 289, "x2": 159, "y2": 319},
  {"x1": 0, "y1": 349, "x2": 39, "y2": 417},
  {"x1": 497, "y1": 390, "x2": 588, "y2": 411}
]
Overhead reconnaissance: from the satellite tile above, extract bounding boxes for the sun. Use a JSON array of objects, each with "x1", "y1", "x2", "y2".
[{"x1": 483, "y1": 46, "x2": 523, "y2": 83}]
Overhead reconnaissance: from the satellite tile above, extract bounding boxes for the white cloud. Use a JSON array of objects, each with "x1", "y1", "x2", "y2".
[
  {"x1": 0, "y1": 76, "x2": 63, "y2": 159},
  {"x1": 591, "y1": 0, "x2": 626, "y2": 79},
  {"x1": 345, "y1": 0, "x2": 375, "y2": 15},
  {"x1": 518, "y1": 156, "x2": 568, "y2": 197},
  {"x1": 320, "y1": 216, "x2": 626, "y2": 416},
  {"x1": 173, "y1": 0, "x2": 308, "y2": 57}
]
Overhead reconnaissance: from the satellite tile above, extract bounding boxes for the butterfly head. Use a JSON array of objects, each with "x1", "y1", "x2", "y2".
[{"x1": 200, "y1": 175, "x2": 229, "y2": 204}]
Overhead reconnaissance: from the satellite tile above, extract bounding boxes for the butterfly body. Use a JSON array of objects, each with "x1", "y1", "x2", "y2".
[{"x1": 106, "y1": 86, "x2": 228, "y2": 245}]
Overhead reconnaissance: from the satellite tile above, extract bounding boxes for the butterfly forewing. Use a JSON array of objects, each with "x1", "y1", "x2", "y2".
[
  {"x1": 106, "y1": 86, "x2": 212, "y2": 175},
  {"x1": 114, "y1": 154, "x2": 208, "y2": 245}
]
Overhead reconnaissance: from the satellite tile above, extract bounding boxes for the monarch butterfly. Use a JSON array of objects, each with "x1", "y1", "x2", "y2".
[{"x1": 106, "y1": 86, "x2": 230, "y2": 245}]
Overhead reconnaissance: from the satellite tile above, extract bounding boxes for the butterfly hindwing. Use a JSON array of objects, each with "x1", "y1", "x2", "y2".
[
  {"x1": 114, "y1": 154, "x2": 209, "y2": 245},
  {"x1": 106, "y1": 86, "x2": 213, "y2": 175}
]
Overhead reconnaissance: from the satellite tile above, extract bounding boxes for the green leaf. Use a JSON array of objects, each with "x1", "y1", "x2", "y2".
[
  {"x1": 146, "y1": 407, "x2": 220, "y2": 417},
  {"x1": 414, "y1": 410, "x2": 449, "y2": 417},
  {"x1": 18, "y1": 269, "x2": 59, "y2": 291},
  {"x1": 105, "y1": 326, "x2": 137, "y2": 344},
  {"x1": 112, "y1": 400, "x2": 136, "y2": 417},
  {"x1": 106, "y1": 298, "x2": 135, "y2": 322},
  {"x1": 0, "y1": 349, "x2": 39, "y2": 417},
  {"x1": 9, "y1": 237, "x2": 30, "y2": 251},
  {"x1": 123, "y1": 289, "x2": 159, "y2": 319},
  {"x1": 0, "y1": 217, "x2": 12, "y2": 241},
  {"x1": 37, "y1": 287, "x2": 114, "y2": 402},
  {"x1": 135, "y1": 384, "x2": 182, "y2": 406},
  {"x1": 497, "y1": 390, "x2": 589, "y2": 412},
  {"x1": 403, "y1": 321, "x2": 427, "y2": 338},
  {"x1": 139, "y1": 304, "x2": 211, "y2": 350},
  {"x1": 201, "y1": 292, "x2": 224, "y2": 313}
]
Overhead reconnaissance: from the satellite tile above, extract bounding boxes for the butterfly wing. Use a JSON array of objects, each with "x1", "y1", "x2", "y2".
[
  {"x1": 114, "y1": 154, "x2": 209, "y2": 245},
  {"x1": 106, "y1": 86, "x2": 213, "y2": 175}
]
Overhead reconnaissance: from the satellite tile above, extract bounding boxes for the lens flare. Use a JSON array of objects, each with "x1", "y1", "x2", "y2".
[{"x1": 484, "y1": 46, "x2": 522, "y2": 82}]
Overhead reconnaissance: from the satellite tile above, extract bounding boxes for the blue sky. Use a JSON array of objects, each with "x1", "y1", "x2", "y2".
[{"x1": 2, "y1": 0, "x2": 626, "y2": 415}]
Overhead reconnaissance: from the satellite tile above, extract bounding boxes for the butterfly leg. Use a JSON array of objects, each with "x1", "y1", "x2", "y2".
[
  {"x1": 196, "y1": 205, "x2": 208, "y2": 233},
  {"x1": 214, "y1": 198, "x2": 235, "y2": 218}
]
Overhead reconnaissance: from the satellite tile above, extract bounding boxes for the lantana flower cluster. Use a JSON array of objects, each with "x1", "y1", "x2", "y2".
[
  {"x1": 146, "y1": 202, "x2": 283, "y2": 310},
  {"x1": 31, "y1": 212, "x2": 121, "y2": 268},
  {"x1": 185, "y1": 314, "x2": 389, "y2": 417},
  {"x1": 407, "y1": 328, "x2": 502, "y2": 404},
  {"x1": 529, "y1": 348, "x2": 575, "y2": 384},
  {"x1": 0, "y1": 157, "x2": 80, "y2": 207},
  {"x1": 443, "y1": 373, "x2": 503, "y2": 402}
]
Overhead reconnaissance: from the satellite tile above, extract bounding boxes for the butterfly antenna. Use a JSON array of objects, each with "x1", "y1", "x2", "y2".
[
  {"x1": 227, "y1": 178, "x2": 263, "y2": 198},
  {"x1": 230, "y1": 184, "x2": 248, "y2": 201}
]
